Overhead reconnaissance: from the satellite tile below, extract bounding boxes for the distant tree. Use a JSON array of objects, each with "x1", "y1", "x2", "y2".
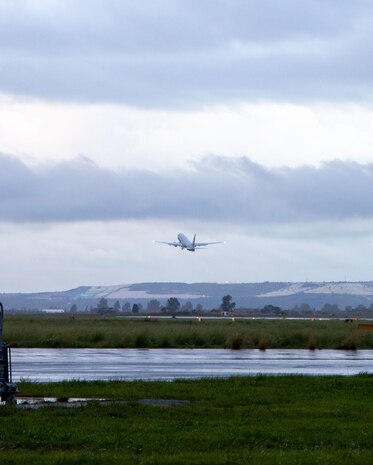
[
  {"x1": 220, "y1": 295, "x2": 236, "y2": 312},
  {"x1": 166, "y1": 297, "x2": 180, "y2": 313},
  {"x1": 98, "y1": 297, "x2": 108, "y2": 309},
  {"x1": 122, "y1": 302, "x2": 131, "y2": 312},
  {"x1": 113, "y1": 300, "x2": 121, "y2": 311},
  {"x1": 321, "y1": 303, "x2": 339, "y2": 313},
  {"x1": 132, "y1": 303, "x2": 140, "y2": 313},
  {"x1": 355, "y1": 304, "x2": 367, "y2": 312},
  {"x1": 70, "y1": 303, "x2": 78, "y2": 313},
  {"x1": 261, "y1": 305, "x2": 271, "y2": 314},
  {"x1": 195, "y1": 303, "x2": 203, "y2": 313},
  {"x1": 147, "y1": 299, "x2": 161, "y2": 313},
  {"x1": 262, "y1": 304, "x2": 282, "y2": 315},
  {"x1": 181, "y1": 301, "x2": 193, "y2": 312},
  {"x1": 298, "y1": 303, "x2": 312, "y2": 313}
]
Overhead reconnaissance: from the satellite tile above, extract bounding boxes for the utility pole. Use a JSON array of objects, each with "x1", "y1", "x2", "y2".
[{"x1": 0, "y1": 302, "x2": 17, "y2": 404}]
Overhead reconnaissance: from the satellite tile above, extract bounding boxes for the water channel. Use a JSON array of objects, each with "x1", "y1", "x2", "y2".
[{"x1": 11, "y1": 348, "x2": 373, "y2": 382}]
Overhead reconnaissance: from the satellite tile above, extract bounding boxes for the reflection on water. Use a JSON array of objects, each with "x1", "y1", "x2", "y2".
[{"x1": 12, "y1": 348, "x2": 373, "y2": 382}]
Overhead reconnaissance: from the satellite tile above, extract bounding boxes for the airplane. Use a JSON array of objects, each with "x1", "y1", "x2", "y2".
[{"x1": 156, "y1": 232, "x2": 224, "y2": 252}]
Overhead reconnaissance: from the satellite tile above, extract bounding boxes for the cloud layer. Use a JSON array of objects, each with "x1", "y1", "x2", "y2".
[
  {"x1": 0, "y1": 153, "x2": 371, "y2": 224},
  {"x1": 1, "y1": 1, "x2": 373, "y2": 106}
]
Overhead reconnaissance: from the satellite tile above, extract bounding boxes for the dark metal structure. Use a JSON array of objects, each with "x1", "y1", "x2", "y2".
[{"x1": 0, "y1": 302, "x2": 17, "y2": 403}]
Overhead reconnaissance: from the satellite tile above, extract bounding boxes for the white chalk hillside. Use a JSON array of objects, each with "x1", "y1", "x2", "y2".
[
  {"x1": 258, "y1": 282, "x2": 373, "y2": 298},
  {"x1": 78, "y1": 285, "x2": 202, "y2": 300}
]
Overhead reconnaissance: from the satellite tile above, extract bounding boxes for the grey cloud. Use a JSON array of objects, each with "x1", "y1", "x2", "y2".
[
  {"x1": 0, "y1": 1, "x2": 373, "y2": 105},
  {"x1": 0, "y1": 153, "x2": 372, "y2": 224}
]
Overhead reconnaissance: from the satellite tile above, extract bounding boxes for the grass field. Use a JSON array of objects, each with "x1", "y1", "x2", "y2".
[
  {"x1": 4, "y1": 314, "x2": 373, "y2": 349},
  {"x1": 0, "y1": 376, "x2": 372, "y2": 464}
]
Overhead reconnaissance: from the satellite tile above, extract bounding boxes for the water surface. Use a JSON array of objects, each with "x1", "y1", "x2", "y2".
[{"x1": 11, "y1": 348, "x2": 373, "y2": 382}]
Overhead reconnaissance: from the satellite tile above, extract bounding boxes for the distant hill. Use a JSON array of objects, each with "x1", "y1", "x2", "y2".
[{"x1": 2, "y1": 281, "x2": 373, "y2": 311}]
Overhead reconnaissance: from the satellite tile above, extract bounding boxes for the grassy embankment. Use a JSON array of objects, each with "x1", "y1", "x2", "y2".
[
  {"x1": 4, "y1": 314, "x2": 373, "y2": 349},
  {"x1": 0, "y1": 376, "x2": 373, "y2": 464}
]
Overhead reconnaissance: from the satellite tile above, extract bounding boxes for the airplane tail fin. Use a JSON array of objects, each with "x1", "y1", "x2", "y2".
[{"x1": 192, "y1": 233, "x2": 196, "y2": 248}]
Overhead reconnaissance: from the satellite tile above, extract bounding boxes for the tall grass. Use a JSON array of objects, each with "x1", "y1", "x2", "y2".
[{"x1": 4, "y1": 315, "x2": 373, "y2": 349}]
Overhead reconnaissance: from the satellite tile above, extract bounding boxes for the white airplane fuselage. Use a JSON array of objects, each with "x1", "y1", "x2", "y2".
[{"x1": 177, "y1": 233, "x2": 195, "y2": 251}]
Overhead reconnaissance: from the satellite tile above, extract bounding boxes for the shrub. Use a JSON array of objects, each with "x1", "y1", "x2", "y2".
[
  {"x1": 258, "y1": 339, "x2": 267, "y2": 351},
  {"x1": 226, "y1": 332, "x2": 251, "y2": 350},
  {"x1": 308, "y1": 334, "x2": 318, "y2": 350},
  {"x1": 134, "y1": 333, "x2": 150, "y2": 348}
]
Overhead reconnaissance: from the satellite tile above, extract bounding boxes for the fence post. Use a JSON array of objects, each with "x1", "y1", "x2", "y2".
[{"x1": 0, "y1": 302, "x2": 17, "y2": 404}]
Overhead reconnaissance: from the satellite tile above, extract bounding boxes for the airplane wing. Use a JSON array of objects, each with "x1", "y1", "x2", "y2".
[
  {"x1": 156, "y1": 241, "x2": 182, "y2": 247},
  {"x1": 195, "y1": 241, "x2": 224, "y2": 247}
]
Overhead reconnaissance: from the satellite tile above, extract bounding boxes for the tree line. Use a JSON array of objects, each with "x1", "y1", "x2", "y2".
[
  {"x1": 73, "y1": 294, "x2": 237, "y2": 315},
  {"x1": 70, "y1": 295, "x2": 373, "y2": 316}
]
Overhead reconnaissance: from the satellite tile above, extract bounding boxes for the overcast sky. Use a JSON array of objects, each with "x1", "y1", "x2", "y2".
[{"x1": 1, "y1": 0, "x2": 373, "y2": 292}]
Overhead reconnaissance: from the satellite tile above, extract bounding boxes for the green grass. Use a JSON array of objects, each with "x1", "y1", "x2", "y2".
[
  {"x1": 1, "y1": 376, "x2": 373, "y2": 464},
  {"x1": 4, "y1": 314, "x2": 373, "y2": 349}
]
